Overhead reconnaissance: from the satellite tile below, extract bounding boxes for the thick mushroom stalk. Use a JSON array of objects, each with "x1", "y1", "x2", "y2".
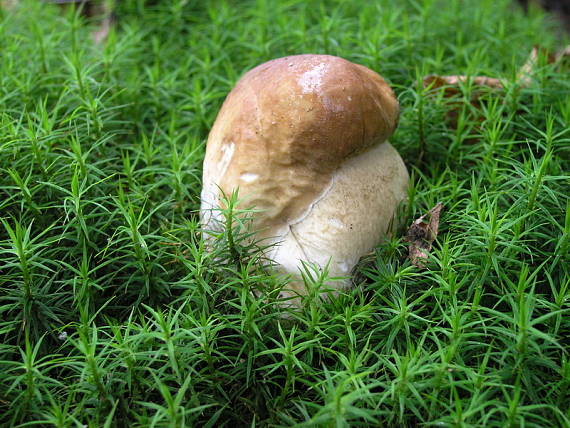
[{"x1": 200, "y1": 54, "x2": 409, "y2": 303}]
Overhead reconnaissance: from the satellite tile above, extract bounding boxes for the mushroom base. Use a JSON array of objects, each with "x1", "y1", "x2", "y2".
[
  {"x1": 200, "y1": 142, "x2": 408, "y2": 308},
  {"x1": 264, "y1": 141, "x2": 409, "y2": 305}
]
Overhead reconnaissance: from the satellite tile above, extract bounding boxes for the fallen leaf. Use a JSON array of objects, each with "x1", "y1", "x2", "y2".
[
  {"x1": 424, "y1": 44, "x2": 569, "y2": 97},
  {"x1": 422, "y1": 74, "x2": 499, "y2": 133},
  {"x1": 421, "y1": 44, "x2": 569, "y2": 133},
  {"x1": 516, "y1": 45, "x2": 561, "y2": 87},
  {"x1": 406, "y1": 203, "x2": 443, "y2": 269},
  {"x1": 517, "y1": 46, "x2": 541, "y2": 87},
  {"x1": 556, "y1": 44, "x2": 570, "y2": 60},
  {"x1": 92, "y1": 14, "x2": 113, "y2": 45},
  {"x1": 0, "y1": 0, "x2": 18, "y2": 10},
  {"x1": 423, "y1": 74, "x2": 504, "y2": 92}
]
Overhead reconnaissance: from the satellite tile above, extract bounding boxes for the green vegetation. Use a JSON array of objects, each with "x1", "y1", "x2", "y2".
[{"x1": 1, "y1": 0, "x2": 569, "y2": 426}]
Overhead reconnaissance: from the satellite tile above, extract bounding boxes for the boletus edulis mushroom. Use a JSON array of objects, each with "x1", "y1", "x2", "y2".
[{"x1": 200, "y1": 54, "x2": 409, "y2": 305}]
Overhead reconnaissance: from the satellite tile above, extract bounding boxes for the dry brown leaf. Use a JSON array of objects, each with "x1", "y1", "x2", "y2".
[
  {"x1": 423, "y1": 74, "x2": 505, "y2": 92},
  {"x1": 556, "y1": 44, "x2": 570, "y2": 60},
  {"x1": 517, "y1": 46, "x2": 541, "y2": 87},
  {"x1": 421, "y1": 44, "x2": 569, "y2": 133},
  {"x1": 424, "y1": 44, "x2": 569, "y2": 98},
  {"x1": 515, "y1": 45, "x2": 561, "y2": 87},
  {"x1": 422, "y1": 74, "x2": 499, "y2": 132},
  {"x1": 406, "y1": 203, "x2": 443, "y2": 269},
  {"x1": 0, "y1": 0, "x2": 18, "y2": 10},
  {"x1": 92, "y1": 15, "x2": 113, "y2": 45}
]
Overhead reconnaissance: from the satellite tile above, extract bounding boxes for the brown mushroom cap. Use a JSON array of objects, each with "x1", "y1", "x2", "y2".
[{"x1": 201, "y1": 54, "x2": 400, "y2": 237}]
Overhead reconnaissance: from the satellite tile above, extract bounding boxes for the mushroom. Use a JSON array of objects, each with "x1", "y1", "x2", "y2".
[{"x1": 201, "y1": 54, "x2": 409, "y2": 304}]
